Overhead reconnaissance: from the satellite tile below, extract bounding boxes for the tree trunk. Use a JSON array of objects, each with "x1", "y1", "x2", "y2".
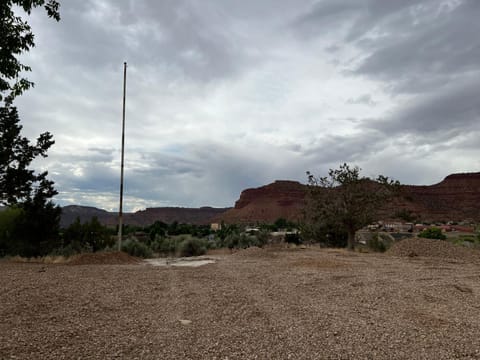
[{"x1": 347, "y1": 229, "x2": 355, "y2": 250}]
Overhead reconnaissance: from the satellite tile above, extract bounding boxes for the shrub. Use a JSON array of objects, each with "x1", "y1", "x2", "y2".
[
  {"x1": 49, "y1": 244, "x2": 79, "y2": 258},
  {"x1": 179, "y1": 238, "x2": 207, "y2": 257},
  {"x1": 225, "y1": 233, "x2": 266, "y2": 249},
  {"x1": 367, "y1": 233, "x2": 387, "y2": 252},
  {"x1": 0, "y1": 206, "x2": 23, "y2": 257},
  {"x1": 285, "y1": 232, "x2": 302, "y2": 245},
  {"x1": 121, "y1": 238, "x2": 153, "y2": 258},
  {"x1": 62, "y1": 216, "x2": 114, "y2": 252},
  {"x1": 418, "y1": 227, "x2": 446, "y2": 240}
]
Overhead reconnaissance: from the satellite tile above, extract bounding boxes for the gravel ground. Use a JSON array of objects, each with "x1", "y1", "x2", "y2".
[
  {"x1": 1, "y1": 247, "x2": 480, "y2": 359},
  {"x1": 387, "y1": 237, "x2": 480, "y2": 262}
]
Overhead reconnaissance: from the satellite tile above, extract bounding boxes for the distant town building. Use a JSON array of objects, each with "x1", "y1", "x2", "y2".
[{"x1": 210, "y1": 223, "x2": 221, "y2": 231}]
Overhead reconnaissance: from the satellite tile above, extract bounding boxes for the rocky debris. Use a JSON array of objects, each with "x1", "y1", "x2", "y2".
[
  {"x1": 387, "y1": 237, "x2": 480, "y2": 262},
  {"x1": 66, "y1": 251, "x2": 141, "y2": 265},
  {"x1": 231, "y1": 246, "x2": 266, "y2": 257}
]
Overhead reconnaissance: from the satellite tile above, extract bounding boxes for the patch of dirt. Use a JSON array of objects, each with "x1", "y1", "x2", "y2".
[
  {"x1": 231, "y1": 246, "x2": 270, "y2": 258},
  {"x1": 289, "y1": 258, "x2": 346, "y2": 269},
  {"x1": 66, "y1": 251, "x2": 141, "y2": 265},
  {"x1": 387, "y1": 237, "x2": 480, "y2": 262}
]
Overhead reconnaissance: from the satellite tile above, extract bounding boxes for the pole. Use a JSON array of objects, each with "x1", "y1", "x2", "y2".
[{"x1": 118, "y1": 62, "x2": 127, "y2": 251}]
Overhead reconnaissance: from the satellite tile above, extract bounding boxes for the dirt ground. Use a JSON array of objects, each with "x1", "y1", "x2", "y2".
[{"x1": 1, "y1": 246, "x2": 480, "y2": 359}]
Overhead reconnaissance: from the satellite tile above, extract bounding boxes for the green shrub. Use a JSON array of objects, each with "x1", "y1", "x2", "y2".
[
  {"x1": 179, "y1": 238, "x2": 207, "y2": 257},
  {"x1": 418, "y1": 227, "x2": 446, "y2": 240},
  {"x1": 367, "y1": 234, "x2": 387, "y2": 252},
  {"x1": 0, "y1": 206, "x2": 23, "y2": 257},
  {"x1": 225, "y1": 233, "x2": 265, "y2": 249},
  {"x1": 121, "y1": 238, "x2": 153, "y2": 258},
  {"x1": 49, "y1": 244, "x2": 79, "y2": 258},
  {"x1": 285, "y1": 232, "x2": 302, "y2": 245}
]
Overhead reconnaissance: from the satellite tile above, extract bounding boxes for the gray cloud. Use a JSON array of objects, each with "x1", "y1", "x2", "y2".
[
  {"x1": 347, "y1": 94, "x2": 376, "y2": 106},
  {"x1": 368, "y1": 78, "x2": 480, "y2": 135},
  {"x1": 10, "y1": 0, "x2": 480, "y2": 211}
]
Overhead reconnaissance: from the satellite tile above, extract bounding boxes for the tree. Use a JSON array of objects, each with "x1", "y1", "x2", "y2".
[
  {"x1": 418, "y1": 227, "x2": 446, "y2": 240},
  {"x1": 10, "y1": 180, "x2": 62, "y2": 256},
  {"x1": 63, "y1": 216, "x2": 113, "y2": 253},
  {"x1": 304, "y1": 163, "x2": 399, "y2": 250},
  {"x1": 1, "y1": 1, "x2": 61, "y2": 203},
  {"x1": 1, "y1": 0, "x2": 60, "y2": 104},
  {"x1": 0, "y1": 106, "x2": 54, "y2": 204},
  {"x1": 0, "y1": 1, "x2": 60, "y2": 256}
]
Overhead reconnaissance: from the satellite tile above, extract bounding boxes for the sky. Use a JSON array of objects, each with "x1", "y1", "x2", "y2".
[{"x1": 14, "y1": 0, "x2": 480, "y2": 212}]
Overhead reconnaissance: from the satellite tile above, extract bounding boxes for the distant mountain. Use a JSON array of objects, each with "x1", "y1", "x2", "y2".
[
  {"x1": 214, "y1": 173, "x2": 480, "y2": 224},
  {"x1": 60, "y1": 205, "x2": 230, "y2": 228},
  {"x1": 60, "y1": 205, "x2": 115, "y2": 227},
  {"x1": 60, "y1": 172, "x2": 480, "y2": 227}
]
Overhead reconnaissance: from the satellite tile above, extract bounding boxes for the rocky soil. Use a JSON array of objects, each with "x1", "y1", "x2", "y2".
[
  {"x1": 387, "y1": 237, "x2": 480, "y2": 262},
  {"x1": 1, "y1": 246, "x2": 480, "y2": 359}
]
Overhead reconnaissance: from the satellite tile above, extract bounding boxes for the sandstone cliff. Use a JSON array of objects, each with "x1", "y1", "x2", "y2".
[{"x1": 216, "y1": 173, "x2": 480, "y2": 224}]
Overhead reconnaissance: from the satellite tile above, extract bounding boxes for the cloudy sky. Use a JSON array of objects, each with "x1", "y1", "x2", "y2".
[{"x1": 15, "y1": 0, "x2": 480, "y2": 211}]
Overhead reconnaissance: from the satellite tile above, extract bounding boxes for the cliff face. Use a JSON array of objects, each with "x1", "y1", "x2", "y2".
[
  {"x1": 397, "y1": 173, "x2": 480, "y2": 221},
  {"x1": 216, "y1": 180, "x2": 306, "y2": 224},
  {"x1": 217, "y1": 173, "x2": 480, "y2": 224}
]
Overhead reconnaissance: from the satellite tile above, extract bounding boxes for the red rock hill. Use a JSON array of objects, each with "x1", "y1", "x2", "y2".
[
  {"x1": 215, "y1": 180, "x2": 306, "y2": 224},
  {"x1": 396, "y1": 172, "x2": 480, "y2": 222},
  {"x1": 216, "y1": 173, "x2": 480, "y2": 224}
]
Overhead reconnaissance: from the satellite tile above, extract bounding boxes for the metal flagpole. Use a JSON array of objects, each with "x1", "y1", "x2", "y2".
[{"x1": 118, "y1": 62, "x2": 127, "y2": 251}]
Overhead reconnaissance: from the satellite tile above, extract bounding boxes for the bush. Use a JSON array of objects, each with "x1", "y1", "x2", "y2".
[
  {"x1": 0, "y1": 206, "x2": 23, "y2": 257},
  {"x1": 179, "y1": 238, "x2": 207, "y2": 257},
  {"x1": 150, "y1": 236, "x2": 179, "y2": 254},
  {"x1": 418, "y1": 227, "x2": 446, "y2": 240},
  {"x1": 49, "y1": 244, "x2": 79, "y2": 258},
  {"x1": 225, "y1": 233, "x2": 265, "y2": 249},
  {"x1": 367, "y1": 233, "x2": 387, "y2": 252},
  {"x1": 121, "y1": 238, "x2": 153, "y2": 258},
  {"x1": 62, "y1": 216, "x2": 114, "y2": 252},
  {"x1": 285, "y1": 232, "x2": 302, "y2": 245}
]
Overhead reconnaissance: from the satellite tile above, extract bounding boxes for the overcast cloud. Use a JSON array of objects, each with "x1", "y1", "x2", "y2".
[{"x1": 14, "y1": 0, "x2": 480, "y2": 211}]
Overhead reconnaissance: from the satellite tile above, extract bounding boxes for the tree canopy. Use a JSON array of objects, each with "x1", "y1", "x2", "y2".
[
  {"x1": 304, "y1": 163, "x2": 399, "y2": 250},
  {"x1": 0, "y1": 0, "x2": 60, "y2": 104},
  {"x1": 0, "y1": 0, "x2": 60, "y2": 256}
]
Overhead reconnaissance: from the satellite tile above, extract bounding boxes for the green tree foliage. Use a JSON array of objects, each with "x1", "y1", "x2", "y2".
[
  {"x1": 418, "y1": 227, "x2": 447, "y2": 240},
  {"x1": 179, "y1": 238, "x2": 207, "y2": 257},
  {"x1": 148, "y1": 220, "x2": 168, "y2": 241},
  {"x1": 0, "y1": 105, "x2": 60, "y2": 257},
  {"x1": 11, "y1": 190, "x2": 61, "y2": 257},
  {"x1": 0, "y1": 1, "x2": 61, "y2": 257},
  {"x1": 0, "y1": 106, "x2": 54, "y2": 204},
  {"x1": 121, "y1": 238, "x2": 153, "y2": 258},
  {"x1": 63, "y1": 217, "x2": 114, "y2": 252},
  {"x1": 1, "y1": 0, "x2": 60, "y2": 104},
  {"x1": 304, "y1": 163, "x2": 399, "y2": 250},
  {"x1": 0, "y1": 206, "x2": 23, "y2": 256},
  {"x1": 216, "y1": 222, "x2": 239, "y2": 241}
]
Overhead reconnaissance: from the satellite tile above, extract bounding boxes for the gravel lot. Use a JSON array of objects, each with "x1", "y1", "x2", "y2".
[{"x1": 1, "y1": 246, "x2": 480, "y2": 359}]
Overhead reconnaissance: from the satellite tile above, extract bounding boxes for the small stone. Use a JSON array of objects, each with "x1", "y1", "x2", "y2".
[{"x1": 179, "y1": 319, "x2": 192, "y2": 325}]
